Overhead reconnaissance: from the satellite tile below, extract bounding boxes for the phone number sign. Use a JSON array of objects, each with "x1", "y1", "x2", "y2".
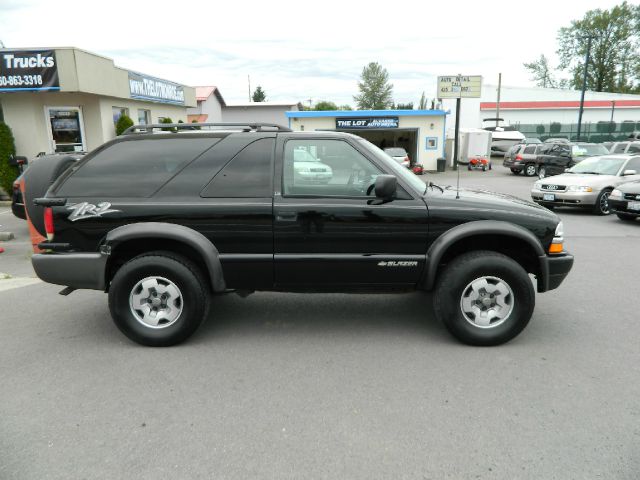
[
  {"x1": 0, "y1": 50, "x2": 60, "y2": 92},
  {"x1": 437, "y1": 75, "x2": 482, "y2": 98}
]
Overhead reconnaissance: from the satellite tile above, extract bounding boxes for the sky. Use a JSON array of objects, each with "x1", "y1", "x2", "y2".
[{"x1": 0, "y1": 0, "x2": 629, "y2": 106}]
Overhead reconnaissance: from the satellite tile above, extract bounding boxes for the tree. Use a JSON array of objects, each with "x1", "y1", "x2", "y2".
[
  {"x1": 418, "y1": 92, "x2": 428, "y2": 110},
  {"x1": 557, "y1": 1, "x2": 640, "y2": 92},
  {"x1": 252, "y1": 86, "x2": 266, "y2": 102},
  {"x1": 396, "y1": 102, "x2": 414, "y2": 110},
  {"x1": 353, "y1": 62, "x2": 394, "y2": 110},
  {"x1": 524, "y1": 54, "x2": 560, "y2": 88},
  {"x1": 339, "y1": 104, "x2": 352, "y2": 111},
  {"x1": 115, "y1": 114, "x2": 134, "y2": 136},
  {"x1": 0, "y1": 122, "x2": 17, "y2": 197},
  {"x1": 550, "y1": 122, "x2": 562, "y2": 134},
  {"x1": 314, "y1": 101, "x2": 338, "y2": 111},
  {"x1": 536, "y1": 125, "x2": 546, "y2": 135}
]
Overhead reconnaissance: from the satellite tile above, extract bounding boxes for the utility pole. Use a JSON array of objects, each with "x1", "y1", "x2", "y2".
[
  {"x1": 496, "y1": 73, "x2": 502, "y2": 128},
  {"x1": 576, "y1": 36, "x2": 593, "y2": 142},
  {"x1": 248, "y1": 75, "x2": 251, "y2": 102},
  {"x1": 610, "y1": 100, "x2": 616, "y2": 141},
  {"x1": 307, "y1": 98, "x2": 312, "y2": 110}
]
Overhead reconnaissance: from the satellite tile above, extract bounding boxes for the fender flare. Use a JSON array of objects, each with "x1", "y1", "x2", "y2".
[
  {"x1": 104, "y1": 222, "x2": 226, "y2": 292},
  {"x1": 421, "y1": 220, "x2": 546, "y2": 290}
]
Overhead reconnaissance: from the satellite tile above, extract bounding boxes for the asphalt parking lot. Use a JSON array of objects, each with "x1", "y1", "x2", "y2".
[{"x1": 1, "y1": 161, "x2": 639, "y2": 479}]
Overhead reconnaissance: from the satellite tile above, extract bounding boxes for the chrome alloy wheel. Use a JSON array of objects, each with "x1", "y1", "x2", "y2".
[
  {"x1": 459, "y1": 276, "x2": 514, "y2": 329},
  {"x1": 525, "y1": 164, "x2": 537, "y2": 176},
  {"x1": 129, "y1": 276, "x2": 183, "y2": 329},
  {"x1": 599, "y1": 191, "x2": 611, "y2": 214}
]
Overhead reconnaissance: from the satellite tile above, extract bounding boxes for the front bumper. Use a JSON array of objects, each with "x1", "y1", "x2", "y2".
[
  {"x1": 609, "y1": 198, "x2": 640, "y2": 217},
  {"x1": 32, "y1": 252, "x2": 107, "y2": 290},
  {"x1": 538, "y1": 252, "x2": 574, "y2": 292},
  {"x1": 531, "y1": 189, "x2": 599, "y2": 207}
]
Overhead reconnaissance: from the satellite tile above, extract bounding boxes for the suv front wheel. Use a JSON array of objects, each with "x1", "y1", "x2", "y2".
[
  {"x1": 108, "y1": 252, "x2": 210, "y2": 346},
  {"x1": 433, "y1": 251, "x2": 535, "y2": 346}
]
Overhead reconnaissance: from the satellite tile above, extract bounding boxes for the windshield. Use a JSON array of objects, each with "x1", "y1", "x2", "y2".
[
  {"x1": 568, "y1": 156, "x2": 626, "y2": 175},
  {"x1": 573, "y1": 144, "x2": 609, "y2": 157},
  {"x1": 384, "y1": 148, "x2": 407, "y2": 156},
  {"x1": 355, "y1": 138, "x2": 426, "y2": 194}
]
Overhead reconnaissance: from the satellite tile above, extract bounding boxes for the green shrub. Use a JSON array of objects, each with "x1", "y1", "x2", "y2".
[
  {"x1": 115, "y1": 114, "x2": 134, "y2": 136},
  {"x1": 160, "y1": 117, "x2": 175, "y2": 132},
  {"x1": 550, "y1": 122, "x2": 561, "y2": 134},
  {"x1": 0, "y1": 122, "x2": 18, "y2": 196},
  {"x1": 536, "y1": 125, "x2": 545, "y2": 135}
]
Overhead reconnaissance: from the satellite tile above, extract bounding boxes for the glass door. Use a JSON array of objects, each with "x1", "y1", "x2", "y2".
[{"x1": 46, "y1": 107, "x2": 86, "y2": 153}]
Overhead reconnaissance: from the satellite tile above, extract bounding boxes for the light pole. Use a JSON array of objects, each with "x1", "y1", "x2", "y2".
[{"x1": 576, "y1": 35, "x2": 594, "y2": 142}]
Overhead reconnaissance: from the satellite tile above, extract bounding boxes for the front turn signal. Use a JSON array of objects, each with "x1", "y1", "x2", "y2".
[{"x1": 548, "y1": 242, "x2": 563, "y2": 254}]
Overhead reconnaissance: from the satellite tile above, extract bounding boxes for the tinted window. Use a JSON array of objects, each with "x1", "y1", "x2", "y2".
[
  {"x1": 201, "y1": 138, "x2": 273, "y2": 197},
  {"x1": 283, "y1": 139, "x2": 382, "y2": 197},
  {"x1": 624, "y1": 157, "x2": 640, "y2": 172},
  {"x1": 612, "y1": 143, "x2": 628, "y2": 154},
  {"x1": 58, "y1": 137, "x2": 217, "y2": 197},
  {"x1": 524, "y1": 146, "x2": 536, "y2": 154}
]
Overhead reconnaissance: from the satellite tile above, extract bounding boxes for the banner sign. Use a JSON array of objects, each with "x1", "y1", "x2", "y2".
[
  {"x1": 0, "y1": 49, "x2": 60, "y2": 92},
  {"x1": 336, "y1": 117, "x2": 399, "y2": 129},
  {"x1": 128, "y1": 71, "x2": 185, "y2": 105}
]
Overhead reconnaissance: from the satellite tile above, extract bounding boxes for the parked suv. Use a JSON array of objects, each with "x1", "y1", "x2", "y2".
[
  {"x1": 24, "y1": 123, "x2": 573, "y2": 347},
  {"x1": 503, "y1": 143, "x2": 542, "y2": 176},
  {"x1": 536, "y1": 142, "x2": 609, "y2": 179}
]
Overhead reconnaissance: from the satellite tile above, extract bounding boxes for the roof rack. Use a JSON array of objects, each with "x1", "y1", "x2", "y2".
[{"x1": 122, "y1": 122, "x2": 292, "y2": 135}]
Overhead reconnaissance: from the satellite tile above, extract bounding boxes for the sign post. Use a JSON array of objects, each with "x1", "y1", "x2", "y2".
[{"x1": 437, "y1": 75, "x2": 482, "y2": 197}]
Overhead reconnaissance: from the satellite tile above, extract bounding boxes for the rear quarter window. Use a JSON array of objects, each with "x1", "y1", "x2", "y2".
[{"x1": 57, "y1": 137, "x2": 218, "y2": 197}]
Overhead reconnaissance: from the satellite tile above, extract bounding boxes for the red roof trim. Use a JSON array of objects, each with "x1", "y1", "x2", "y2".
[{"x1": 480, "y1": 100, "x2": 640, "y2": 110}]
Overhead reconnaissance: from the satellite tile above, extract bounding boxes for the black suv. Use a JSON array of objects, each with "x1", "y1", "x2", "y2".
[
  {"x1": 24, "y1": 123, "x2": 573, "y2": 347},
  {"x1": 503, "y1": 143, "x2": 543, "y2": 176},
  {"x1": 536, "y1": 141, "x2": 609, "y2": 178}
]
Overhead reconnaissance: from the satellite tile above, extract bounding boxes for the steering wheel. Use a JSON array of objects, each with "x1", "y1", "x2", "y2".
[{"x1": 366, "y1": 183, "x2": 376, "y2": 196}]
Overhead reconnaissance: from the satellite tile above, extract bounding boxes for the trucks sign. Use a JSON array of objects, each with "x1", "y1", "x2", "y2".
[
  {"x1": 336, "y1": 117, "x2": 399, "y2": 129},
  {"x1": 0, "y1": 49, "x2": 60, "y2": 92},
  {"x1": 437, "y1": 75, "x2": 482, "y2": 98}
]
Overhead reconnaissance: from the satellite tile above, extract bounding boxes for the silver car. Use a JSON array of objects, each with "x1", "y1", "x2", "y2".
[
  {"x1": 531, "y1": 154, "x2": 640, "y2": 215},
  {"x1": 292, "y1": 148, "x2": 333, "y2": 184}
]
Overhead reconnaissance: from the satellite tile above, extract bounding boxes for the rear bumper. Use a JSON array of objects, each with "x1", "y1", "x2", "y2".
[
  {"x1": 32, "y1": 253, "x2": 107, "y2": 290},
  {"x1": 538, "y1": 252, "x2": 574, "y2": 292}
]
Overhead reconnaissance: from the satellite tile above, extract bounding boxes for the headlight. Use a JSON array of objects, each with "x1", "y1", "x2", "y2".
[
  {"x1": 549, "y1": 221, "x2": 564, "y2": 254},
  {"x1": 533, "y1": 182, "x2": 542, "y2": 190},
  {"x1": 567, "y1": 185, "x2": 593, "y2": 192},
  {"x1": 610, "y1": 189, "x2": 623, "y2": 199}
]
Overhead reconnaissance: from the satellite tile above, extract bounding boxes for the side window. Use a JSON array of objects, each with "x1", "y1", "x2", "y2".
[
  {"x1": 524, "y1": 146, "x2": 536, "y2": 154},
  {"x1": 627, "y1": 144, "x2": 640, "y2": 154},
  {"x1": 623, "y1": 158, "x2": 640, "y2": 172},
  {"x1": 612, "y1": 143, "x2": 628, "y2": 154},
  {"x1": 201, "y1": 138, "x2": 273, "y2": 197},
  {"x1": 283, "y1": 139, "x2": 382, "y2": 197},
  {"x1": 57, "y1": 137, "x2": 217, "y2": 197}
]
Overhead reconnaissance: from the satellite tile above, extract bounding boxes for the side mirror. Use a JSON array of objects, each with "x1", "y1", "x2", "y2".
[
  {"x1": 622, "y1": 169, "x2": 637, "y2": 176},
  {"x1": 374, "y1": 175, "x2": 397, "y2": 200}
]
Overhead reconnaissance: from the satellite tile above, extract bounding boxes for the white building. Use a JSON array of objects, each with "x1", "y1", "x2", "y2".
[{"x1": 444, "y1": 84, "x2": 640, "y2": 140}]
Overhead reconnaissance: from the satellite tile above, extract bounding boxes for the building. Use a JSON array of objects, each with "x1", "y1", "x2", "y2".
[
  {"x1": 444, "y1": 84, "x2": 640, "y2": 141},
  {"x1": 187, "y1": 86, "x2": 226, "y2": 123},
  {"x1": 0, "y1": 47, "x2": 196, "y2": 158},
  {"x1": 286, "y1": 109, "x2": 448, "y2": 170}
]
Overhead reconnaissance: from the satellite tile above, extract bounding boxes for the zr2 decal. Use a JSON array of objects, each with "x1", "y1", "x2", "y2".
[
  {"x1": 67, "y1": 202, "x2": 120, "y2": 222},
  {"x1": 377, "y1": 261, "x2": 418, "y2": 267}
]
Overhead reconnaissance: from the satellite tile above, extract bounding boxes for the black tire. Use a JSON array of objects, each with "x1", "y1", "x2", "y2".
[
  {"x1": 467, "y1": 164, "x2": 472, "y2": 171},
  {"x1": 538, "y1": 166, "x2": 546, "y2": 179},
  {"x1": 108, "y1": 252, "x2": 210, "y2": 347},
  {"x1": 524, "y1": 163, "x2": 537, "y2": 177},
  {"x1": 616, "y1": 212, "x2": 636, "y2": 222},
  {"x1": 482, "y1": 165, "x2": 486, "y2": 171},
  {"x1": 433, "y1": 250, "x2": 535, "y2": 346},
  {"x1": 510, "y1": 168, "x2": 521, "y2": 175},
  {"x1": 593, "y1": 188, "x2": 612, "y2": 215}
]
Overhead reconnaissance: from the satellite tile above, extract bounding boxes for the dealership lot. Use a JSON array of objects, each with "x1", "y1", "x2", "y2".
[{"x1": 1, "y1": 165, "x2": 639, "y2": 479}]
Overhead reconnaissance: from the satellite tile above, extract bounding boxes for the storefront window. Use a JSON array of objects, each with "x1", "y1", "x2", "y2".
[
  {"x1": 48, "y1": 108, "x2": 85, "y2": 153},
  {"x1": 137, "y1": 109, "x2": 151, "y2": 125},
  {"x1": 112, "y1": 107, "x2": 129, "y2": 124}
]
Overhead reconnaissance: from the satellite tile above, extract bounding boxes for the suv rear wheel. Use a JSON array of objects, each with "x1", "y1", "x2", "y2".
[
  {"x1": 433, "y1": 250, "x2": 535, "y2": 346},
  {"x1": 108, "y1": 252, "x2": 210, "y2": 346},
  {"x1": 524, "y1": 163, "x2": 537, "y2": 177}
]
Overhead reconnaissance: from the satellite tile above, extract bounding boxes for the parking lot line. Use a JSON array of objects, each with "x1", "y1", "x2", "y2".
[
  {"x1": 0, "y1": 210, "x2": 12, "y2": 215},
  {"x1": 0, "y1": 276, "x2": 43, "y2": 293}
]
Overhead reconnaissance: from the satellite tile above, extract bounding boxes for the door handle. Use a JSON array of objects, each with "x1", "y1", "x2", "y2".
[{"x1": 277, "y1": 211, "x2": 297, "y2": 221}]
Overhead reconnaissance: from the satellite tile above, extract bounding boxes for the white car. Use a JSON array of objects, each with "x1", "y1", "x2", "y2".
[
  {"x1": 292, "y1": 148, "x2": 333, "y2": 184},
  {"x1": 531, "y1": 154, "x2": 640, "y2": 215},
  {"x1": 383, "y1": 147, "x2": 410, "y2": 168}
]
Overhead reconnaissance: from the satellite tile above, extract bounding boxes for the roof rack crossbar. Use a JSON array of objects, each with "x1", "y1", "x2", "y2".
[{"x1": 122, "y1": 122, "x2": 292, "y2": 134}]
